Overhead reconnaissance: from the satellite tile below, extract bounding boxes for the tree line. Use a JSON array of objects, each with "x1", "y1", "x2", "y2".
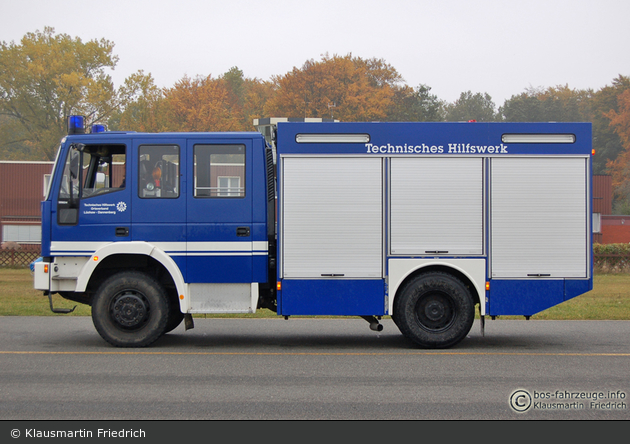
[{"x1": 2, "y1": 28, "x2": 630, "y2": 211}]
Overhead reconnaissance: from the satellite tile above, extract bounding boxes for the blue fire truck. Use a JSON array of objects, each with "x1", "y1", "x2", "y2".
[{"x1": 33, "y1": 116, "x2": 593, "y2": 348}]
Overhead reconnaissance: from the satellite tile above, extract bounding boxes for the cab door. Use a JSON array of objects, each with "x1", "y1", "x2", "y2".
[
  {"x1": 130, "y1": 139, "x2": 186, "y2": 274},
  {"x1": 51, "y1": 140, "x2": 131, "y2": 257},
  {"x1": 186, "y1": 138, "x2": 253, "y2": 283}
]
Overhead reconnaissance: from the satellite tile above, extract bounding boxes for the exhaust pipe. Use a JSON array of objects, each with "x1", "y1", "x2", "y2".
[{"x1": 361, "y1": 316, "x2": 383, "y2": 332}]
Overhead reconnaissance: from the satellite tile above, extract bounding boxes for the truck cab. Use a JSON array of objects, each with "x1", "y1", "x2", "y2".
[{"x1": 35, "y1": 117, "x2": 274, "y2": 346}]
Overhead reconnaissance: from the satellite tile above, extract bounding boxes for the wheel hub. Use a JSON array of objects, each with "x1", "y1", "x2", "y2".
[
  {"x1": 416, "y1": 292, "x2": 454, "y2": 331},
  {"x1": 425, "y1": 300, "x2": 446, "y2": 321},
  {"x1": 111, "y1": 292, "x2": 149, "y2": 329}
]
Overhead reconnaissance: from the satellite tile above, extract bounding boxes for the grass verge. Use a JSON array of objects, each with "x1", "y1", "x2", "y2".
[{"x1": 1, "y1": 268, "x2": 629, "y2": 320}]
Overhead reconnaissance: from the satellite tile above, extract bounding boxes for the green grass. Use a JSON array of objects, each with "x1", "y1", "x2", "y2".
[
  {"x1": 0, "y1": 268, "x2": 91, "y2": 316},
  {"x1": 1, "y1": 268, "x2": 629, "y2": 320},
  {"x1": 528, "y1": 274, "x2": 630, "y2": 320}
]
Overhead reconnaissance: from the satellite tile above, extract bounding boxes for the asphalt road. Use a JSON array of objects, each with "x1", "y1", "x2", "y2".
[{"x1": 0, "y1": 316, "x2": 629, "y2": 421}]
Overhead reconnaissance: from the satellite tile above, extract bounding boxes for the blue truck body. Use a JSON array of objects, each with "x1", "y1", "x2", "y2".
[{"x1": 34, "y1": 118, "x2": 593, "y2": 348}]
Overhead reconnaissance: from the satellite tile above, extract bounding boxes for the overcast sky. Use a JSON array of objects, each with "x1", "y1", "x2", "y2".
[{"x1": 2, "y1": 0, "x2": 629, "y2": 107}]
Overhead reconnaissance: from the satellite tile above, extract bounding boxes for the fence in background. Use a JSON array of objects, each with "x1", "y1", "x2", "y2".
[
  {"x1": 1, "y1": 245, "x2": 630, "y2": 274},
  {"x1": 0, "y1": 245, "x2": 41, "y2": 268}
]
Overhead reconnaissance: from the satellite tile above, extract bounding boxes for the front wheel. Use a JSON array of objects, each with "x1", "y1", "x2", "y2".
[
  {"x1": 394, "y1": 272, "x2": 475, "y2": 349},
  {"x1": 164, "y1": 302, "x2": 185, "y2": 333},
  {"x1": 91, "y1": 271, "x2": 170, "y2": 347}
]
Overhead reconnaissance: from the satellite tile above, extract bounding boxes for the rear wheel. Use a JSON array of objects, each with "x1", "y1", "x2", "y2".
[
  {"x1": 394, "y1": 272, "x2": 474, "y2": 348},
  {"x1": 91, "y1": 271, "x2": 169, "y2": 347}
]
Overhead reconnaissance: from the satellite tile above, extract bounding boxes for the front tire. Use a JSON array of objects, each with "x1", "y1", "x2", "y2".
[
  {"x1": 164, "y1": 302, "x2": 185, "y2": 333},
  {"x1": 91, "y1": 271, "x2": 169, "y2": 347},
  {"x1": 394, "y1": 272, "x2": 474, "y2": 349}
]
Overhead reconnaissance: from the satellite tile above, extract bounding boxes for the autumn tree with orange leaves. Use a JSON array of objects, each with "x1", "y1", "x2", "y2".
[
  {"x1": 111, "y1": 71, "x2": 166, "y2": 133},
  {"x1": 605, "y1": 89, "x2": 630, "y2": 212},
  {"x1": 111, "y1": 67, "x2": 273, "y2": 133},
  {"x1": 221, "y1": 66, "x2": 274, "y2": 130},
  {"x1": 160, "y1": 74, "x2": 245, "y2": 132},
  {"x1": 0, "y1": 27, "x2": 149, "y2": 160},
  {"x1": 3, "y1": 27, "x2": 630, "y2": 179},
  {"x1": 264, "y1": 54, "x2": 403, "y2": 121}
]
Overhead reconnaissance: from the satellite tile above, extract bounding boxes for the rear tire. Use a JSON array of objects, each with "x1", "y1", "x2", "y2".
[
  {"x1": 91, "y1": 271, "x2": 169, "y2": 347},
  {"x1": 394, "y1": 272, "x2": 474, "y2": 349}
]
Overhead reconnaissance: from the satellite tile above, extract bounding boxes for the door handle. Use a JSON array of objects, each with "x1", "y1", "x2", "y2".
[
  {"x1": 236, "y1": 227, "x2": 250, "y2": 237},
  {"x1": 116, "y1": 227, "x2": 129, "y2": 237}
]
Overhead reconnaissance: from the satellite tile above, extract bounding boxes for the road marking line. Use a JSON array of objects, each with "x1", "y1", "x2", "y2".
[{"x1": 1, "y1": 351, "x2": 629, "y2": 357}]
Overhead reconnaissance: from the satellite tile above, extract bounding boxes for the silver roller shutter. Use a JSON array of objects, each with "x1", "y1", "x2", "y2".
[
  {"x1": 390, "y1": 157, "x2": 484, "y2": 255},
  {"x1": 281, "y1": 157, "x2": 383, "y2": 278},
  {"x1": 491, "y1": 157, "x2": 588, "y2": 278}
]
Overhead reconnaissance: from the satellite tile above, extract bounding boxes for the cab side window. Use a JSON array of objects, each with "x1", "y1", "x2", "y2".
[
  {"x1": 80, "y1": 145, "x2": 126, "y2": 198},
  {"x1": 138, "y1": 145, "x2": 180, "y2": 199},
  {"x1": 194, "y1": 144, "x2": 245, "y2": 198},
  {"x1": 57, "y1": 144, "x2": 126, "y2": 225}
]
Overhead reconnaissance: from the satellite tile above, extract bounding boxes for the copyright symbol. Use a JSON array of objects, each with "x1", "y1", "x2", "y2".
[
  {"x1": 510, "y1": 389, "x2": 532, "y2": 412},
  {"x1": 11, "y1": 429, "x2": 20, "y2": 438}
]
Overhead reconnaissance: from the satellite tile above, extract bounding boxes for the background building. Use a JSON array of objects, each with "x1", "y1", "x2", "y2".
[
  {"x1": 0, "y1": 163, "x2": 628, "y2": 248},
  {"x1": 0, "y1": 161, "x2": 53, "y2": 247}
]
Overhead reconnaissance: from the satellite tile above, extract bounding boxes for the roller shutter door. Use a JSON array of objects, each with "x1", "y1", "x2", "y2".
[
  {"x1": 281, "y1": 157, "x2": 383, "y2": 278},
  {"x1": 390, "y1": 157, "x2": 483, "y2": 255},
  {"x1": 491, "y1": 157, "x2": 588, "y2": 278}
]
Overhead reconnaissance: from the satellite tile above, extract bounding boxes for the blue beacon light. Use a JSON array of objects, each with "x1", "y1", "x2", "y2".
[
  {"x1": 91, "y1": 124, "x2": 107, "y2": 133},
  {"x1": 67, "y1": 115, "x2": 85, "y2": 135}
]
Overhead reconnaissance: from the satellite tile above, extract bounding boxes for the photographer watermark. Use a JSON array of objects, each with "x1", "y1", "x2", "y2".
[
  {"x1": 509, "y1": 389, "x2": 627, "y2": 413},
  {"x1": 9, "y1": 427, "x2": 146, "y2": 439}
]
